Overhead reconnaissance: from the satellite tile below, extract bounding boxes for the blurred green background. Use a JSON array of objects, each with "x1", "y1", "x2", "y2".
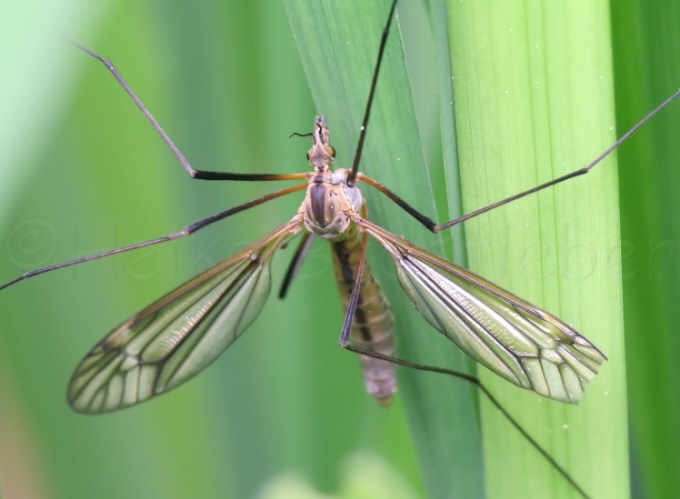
[
  {"x1": 1, "y1": 0, "x2": 680, "y2": 498},
  {"x1": 0, "y1": 1, "x2": 425, "y2": 498}
]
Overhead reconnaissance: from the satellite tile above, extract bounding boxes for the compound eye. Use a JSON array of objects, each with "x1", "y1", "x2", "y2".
[{"x1": 325, "y1": 146, "x2": 336, "y2": 158}]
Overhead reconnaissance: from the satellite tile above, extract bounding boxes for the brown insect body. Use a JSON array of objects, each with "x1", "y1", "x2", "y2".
[{"x1": 301, "y1": 115, "x2": 397, "y2": 404}]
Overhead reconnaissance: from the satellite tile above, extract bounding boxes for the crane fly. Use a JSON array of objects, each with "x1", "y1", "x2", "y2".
[
  {"x1": 13, "y1": 8, "x2": 605, "y2": 410},
  {"x1": 3, "y1": 0, "x2": 680, "y2": 497},
  {"x1": 61, "y1": 106, "x2": 605, "y2": 412}
]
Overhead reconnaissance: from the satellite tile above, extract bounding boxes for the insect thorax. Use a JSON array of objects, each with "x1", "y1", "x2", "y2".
[{"x1": 301, "y1": 168, "x2": 364, "y2": 240}]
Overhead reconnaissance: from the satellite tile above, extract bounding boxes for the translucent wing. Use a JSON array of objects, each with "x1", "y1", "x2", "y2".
[
  {"x1": 68, "y1": 218, "x2": 303, "y2": 413},
  {"x1": 354, "y1": 216, "x2": 606, "y2": 405}
]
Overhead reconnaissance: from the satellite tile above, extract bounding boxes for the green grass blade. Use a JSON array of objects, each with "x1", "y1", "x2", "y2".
[
  {"x1": 611, "y1": 0, "x2": 680, "y2": 497},
  {"x1": 446, "y1": 0, "x2": 628, "y2": 498},
  {"x1": 286, "y1": 0, "x2": 483, "y2": 497}
]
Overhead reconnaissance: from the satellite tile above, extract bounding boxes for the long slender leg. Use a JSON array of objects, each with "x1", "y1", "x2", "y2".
[
  {"x1": 0, "y1": 182, "x2": 307, "y2": 292},
  {"x1": 358, "y1": 88, "x2": 680, "y2": 232},
  {"x1": 68, "y1": 40, "x2": 309, "y2": 182},
  {"x1": 346, "y1": 0, "x2": 399, "y2": 186},
  {"x1": 278, "y1": 232, "x2": 316, "y2": 299},
  {"x1": 338, "y1": 213, "x2": 370, "y2": 346},
  {"x1": 341, "y1": 345, "x2": 590, "y2": 499}
]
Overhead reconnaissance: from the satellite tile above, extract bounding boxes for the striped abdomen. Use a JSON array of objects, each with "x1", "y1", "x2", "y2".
[{"x1": 331, "y1": 224, "x2": 396, "y2": 405}]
